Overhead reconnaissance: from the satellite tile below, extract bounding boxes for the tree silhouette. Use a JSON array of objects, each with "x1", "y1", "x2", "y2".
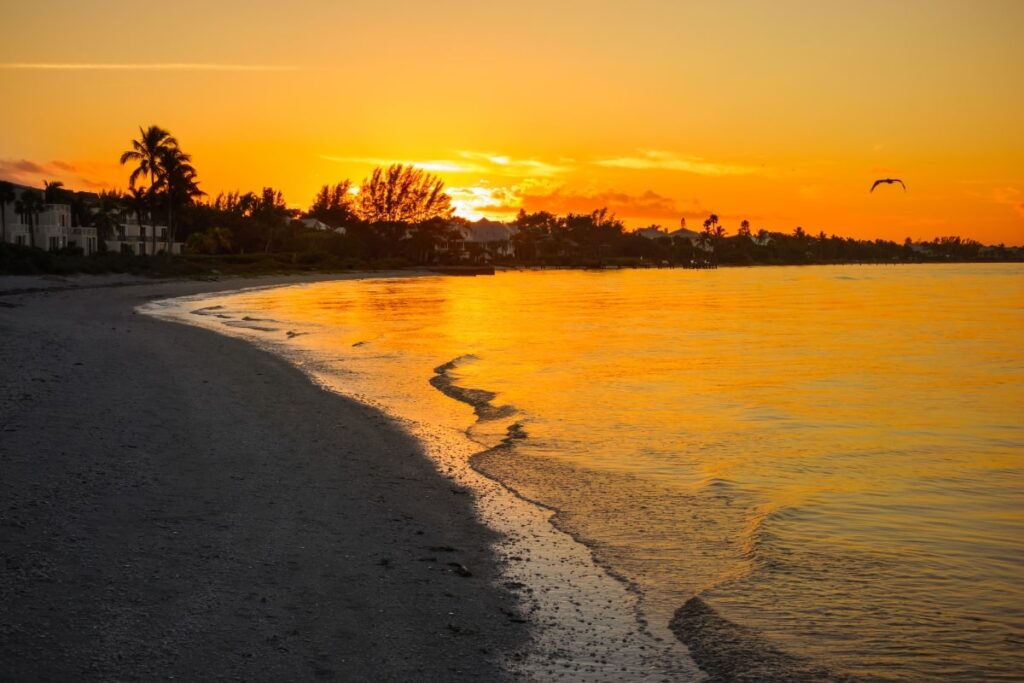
[
  {"x1": 121, "y1": 125, "x2": 179, "y2": 252},
  {"x1": 310, "y1": 181, "x2": 356, "y2": 225},
  {"x1": 15, "y1": 189, "x2": 43, "y2": 248},
  {"x1": 701, "y1": 213, "x2": 724, "y2": 254},
  {"x1": 43, "y1": 180, "x2": 68, "y2": 204},
  {"x1": 154, "y1": 146, "x2": 203, "y2": 251},
  {"x1": 120, "y1": 125, "x2": 178, "y2": 189},
  {"x1": 245, "y1": 187, "x2": 289, "y2": 253},
  {"x1": 356, "y1": 164, "x2": 453, "y2": 224},
  {"x1": 738, "y1": 219, "x2": 751, "y2": 238},
  {"x1": 0, "y1": 180, "x2": 15, "y2": 243},
  {"x1": 127, "y1": 186, "x2": 152, "y2": 252},
  {"x1": 91, "y1": 190, "x2": 124, "y2": 244}
]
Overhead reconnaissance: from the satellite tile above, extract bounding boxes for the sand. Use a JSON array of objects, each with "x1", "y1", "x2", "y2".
[{"x1": 0, "y1": 274, "x2": 528, "y2": 680}]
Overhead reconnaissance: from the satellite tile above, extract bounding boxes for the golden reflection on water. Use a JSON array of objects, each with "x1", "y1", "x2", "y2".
[{"x1": 200, "y1": 264, "x2": 1023, "y2": 681}]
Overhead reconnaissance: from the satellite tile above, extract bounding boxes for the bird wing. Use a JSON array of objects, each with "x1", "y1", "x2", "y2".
[
  {"x1": 870, "y1": 179, "x2": 883, "y2": 192},
  {"x1": 895, "y1": 179, "x2": 906, "y2": 191}
]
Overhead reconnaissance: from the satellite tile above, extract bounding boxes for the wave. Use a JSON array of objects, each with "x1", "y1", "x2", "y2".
[
  {"x1": 671, "y1": 596, "x2": 858, "y2": 682},
  {"x1": 430, "y1": 354, "x2": 856, "y2": 680},
  {"x1": 430, "y1": 356, "x2": 517, "y2": 422}
]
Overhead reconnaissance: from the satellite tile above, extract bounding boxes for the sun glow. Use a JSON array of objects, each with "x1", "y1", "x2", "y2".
[
  {"x1": 0, "y1": 1, "x2": 1021, "y2": 243},
  {"x1": 447, "y1": 184, "x2": 520, "y2": 221}
]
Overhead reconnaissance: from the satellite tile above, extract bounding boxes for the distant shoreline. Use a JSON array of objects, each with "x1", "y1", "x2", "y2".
[{"x1": 2, "y1": 249, "x2": 1022, "y2": 284}]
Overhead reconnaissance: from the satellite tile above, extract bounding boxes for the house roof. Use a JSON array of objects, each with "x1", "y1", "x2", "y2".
[
  {"x1": 635, "y1": 227, "x2": 668, "y2": 240},
  {"x1": 668, "y1": 227, "x2": 702, "y2": 240},
  {"x1": 459, "y1": 219, "x2": 517, "y2": 243}
]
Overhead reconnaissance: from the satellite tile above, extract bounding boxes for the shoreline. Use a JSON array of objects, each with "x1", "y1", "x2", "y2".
[
  {"x1": 0, "y1": 272, "x2": 528, "y2": 680},
  {"x1": 143, "y1": 278, "x2": 703, "y2": 680}
]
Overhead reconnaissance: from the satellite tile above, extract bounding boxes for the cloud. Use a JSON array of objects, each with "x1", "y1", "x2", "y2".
[
  {"x1": 0, "y1": 159, "x2": 47, "y2": 175},
  {"x1": 321, "y1": 156, "x2": 472, "y2": 173},
  {"x1": 448, "y1": 182, "x2": 690, "y2": 220},
  {"x1": 444, "y1": 179, "x2": 772, "y2": 227},
  {"x1": 593, "y1": 150, "x2": 760, "y2": 176},
  {"x1": 0, "y1": 158, "x2": 115, "y2": 190},
  {"x1": 992, "y1": 187, "x2": 1024, "y2": 218},
  {"x1": 320, "y1": 151, "x2": 572, "y2": 179},
  {"x1": 456, "y1": 151, "x2": 571, "y2": 178},
  {"x1": 0, "y1": 62, "x2": 296, "y2": 72}
]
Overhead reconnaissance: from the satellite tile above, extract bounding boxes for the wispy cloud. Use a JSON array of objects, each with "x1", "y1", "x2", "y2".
[
  {"x1": 0, "y1": 158, "x2": 115, "y2": 190},
  {"x1": 594, "y1": 150, "x2": 760, "y2": 176},
  {"x1": 0, "y1": 63, "x2": 297, "y2": 72},
  {"x1": 320, "y1": 151, "x2": 572, "y2": 178},
  {"x1": 320, "y1": 156, "x2": 470, "y2": 173},
  {"x1": 456, "y1": 151, "x2": 571, "y2": 178}
]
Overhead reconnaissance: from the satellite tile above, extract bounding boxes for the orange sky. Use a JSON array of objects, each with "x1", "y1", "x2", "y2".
[{"x1": 1, "y1": 0, "x2": 1022, "y2": 244}]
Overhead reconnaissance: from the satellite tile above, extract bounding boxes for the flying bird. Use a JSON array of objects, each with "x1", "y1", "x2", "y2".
[{"x1": 870, "y1": 178, "x2": 906, "y2": 192}]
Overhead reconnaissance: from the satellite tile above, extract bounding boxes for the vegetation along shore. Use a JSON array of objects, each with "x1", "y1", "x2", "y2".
[{"x1": 1, "y1": 125, "x2": 1020, "y2": 277}]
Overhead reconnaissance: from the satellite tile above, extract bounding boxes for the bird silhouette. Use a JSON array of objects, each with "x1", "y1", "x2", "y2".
[{"x1": 870, "y1": 178, "x2": 906, "y2": 192}]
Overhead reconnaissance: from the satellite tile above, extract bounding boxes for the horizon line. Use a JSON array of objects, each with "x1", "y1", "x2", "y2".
[{"x1": 0, "y1": 62, "x2": 299, "y2": 72}]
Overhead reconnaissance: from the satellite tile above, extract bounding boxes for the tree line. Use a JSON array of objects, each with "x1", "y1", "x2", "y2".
[{"x1": 2, "y1": 123, "x2": 1019, "y2": 269}]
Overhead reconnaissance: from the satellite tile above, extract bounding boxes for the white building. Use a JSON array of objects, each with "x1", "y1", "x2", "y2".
[
  {"x1": 104, "y1": 212, "x2": 183, "y2": 255},
  {"x1": 1, "y1": 189, "x2": 98, "y2": 254},
  {"x1": 296, "y1": 217, "x2": 346, "y2": 235},
  {"x1": 455, "y1": 219, "x2": 517, "y2": 260}
]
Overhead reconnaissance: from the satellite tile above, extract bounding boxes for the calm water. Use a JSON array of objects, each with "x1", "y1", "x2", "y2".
[{"x1": 156, "y1": 265, "x2": 1023, "y2": 681}]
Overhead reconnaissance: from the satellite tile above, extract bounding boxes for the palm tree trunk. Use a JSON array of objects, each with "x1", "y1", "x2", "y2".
[{"x1": 167, "y1": 198, "x2": 174, "y2": 254}]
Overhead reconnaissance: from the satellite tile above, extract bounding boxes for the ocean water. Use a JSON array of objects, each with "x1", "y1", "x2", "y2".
[{"x1": 146, "y1": 264, "x2": 1023, "y2": 681}]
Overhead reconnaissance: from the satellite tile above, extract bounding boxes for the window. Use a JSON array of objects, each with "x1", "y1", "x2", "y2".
[
  {"x1": 138, "y1": 243, "x2": 146, "y2": 255},
  {"x1": 140, "y1": 226, "x2": 146, "y2": 239},
  {"x1": 49, "y1": 236, "x2": 58, "y2": 251},
  {"x1": 161, "y1": 228, "x2": 167, "y2": 239},
  {"x1": 15, "y1": 235, "x2": 25, "y2": 246}
]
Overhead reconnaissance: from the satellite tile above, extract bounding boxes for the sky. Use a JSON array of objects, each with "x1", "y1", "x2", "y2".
[{"x1": 1, "y1": 0, "x2": 1022, "y2": 244}]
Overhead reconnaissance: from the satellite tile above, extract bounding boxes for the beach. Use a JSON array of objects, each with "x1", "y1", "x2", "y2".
[
  {"x1": 4, "y1": 266, "x2": 1020, "y2": 682},
  {"x1": 0, "y1": 274, "x2": 528, "y2": 680}
]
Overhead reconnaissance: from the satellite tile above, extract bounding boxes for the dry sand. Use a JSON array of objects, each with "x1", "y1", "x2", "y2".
[{"x1": 0, "y1": 274, "x2": 528, "y2": 680}]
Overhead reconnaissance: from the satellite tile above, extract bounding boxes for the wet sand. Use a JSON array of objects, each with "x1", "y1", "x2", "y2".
[{"x1": 0, "y1": 274, "x2": 528, "y2": 680}]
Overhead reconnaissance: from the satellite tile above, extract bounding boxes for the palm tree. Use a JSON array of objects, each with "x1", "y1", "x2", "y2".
[
  {"x1": 15, "y1": 189, "x2": 44, "y2": 248},
  {"x1": 127, "y1": 186, "x2": 152, "y2": 254},
  {"x1": 92, "y1": 190, "x2": 124, "y2": 245},
  {"x1": 43, "y1": 180, "x2": 66, "y2": 204},
  {"x1": 121, "y1": 125, "x2": 178, "y2": 253},
  {"x1": 120, "y1": 125, "x2": 178, "y2": 189},
  {"x1": 153, "y1": 146, "x2": 203, "y2": 251},
  {"x1": 0, "y1": 180, "x2": 15, "y2": 243},
  {"x1": 738, "y1": 219, "x2": 751, "y2": 238},
  {"x1": 701, "y1": 213, "x2": 722, "y2": 253}
]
